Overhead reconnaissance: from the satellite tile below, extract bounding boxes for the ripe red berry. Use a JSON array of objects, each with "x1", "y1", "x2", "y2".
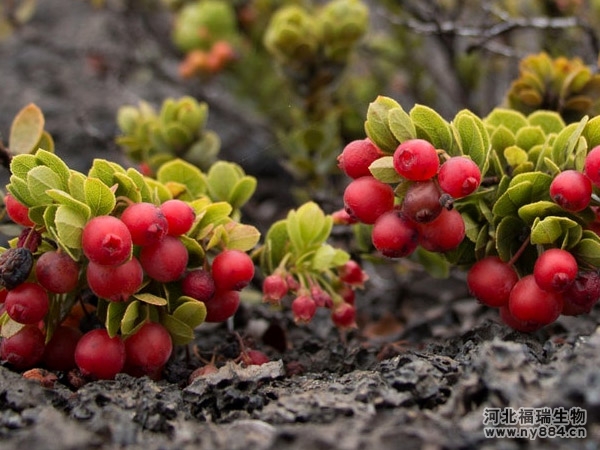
[
  {"x1": 418, "y1": 208, "x2": 465, "y2": 252},
  {"x1": 4, "y1": 193, "x2": 35, "y2": 227},
  {"x1": 124, "y1": 322, "x2": 173, "y2": 378},
  {"x1": 0, "y1": 325, "x2": 46, "y2": 370},
  {"x1": 393, "y1": 139, "x2": 439, "y2": 181},
  {"x1": 160, "y1": 199, "x2": 196, "y2": 236},
  {"x1": 35, "y1": 250, "x2": 80, "y2": 294},
  {"x1": 86, "y1": 257, "x2": 143, "y2": 302},
  {"x1": 42, "y1": 325, "x2": 82, "y2": 371},
  {"x1": 508, "y1": 275, "x2": 563, "y2": 326},
  {"x1": 498, "y1": 305, "x2": 543, "y2": 333},
  {"x1": 533, "y1": 248, "x2": 578, "y2": 293},
  {"x1": 5, "y1": 282, "x2": 49, "y2": 324},
  {"x1": 337, "y1": 138, "x2": 384, "y2": 179},
  {"x1": 204, "y1": 289, "x2": 240, "y2": 322},
  {"x1": 561, "y1": 270, "x2": 600, "y2": 316},
  {"x1": 139, "y1": 236, "x2": 188, "y2": 282},
  {"x1": 371, "y1": 211, "x2": 419, "y2": 258},
  {"x1": 343, "y1": 176, "x2": 395, "y2": 224},
  {"x1": 120, "y1": 202, "x2": 169, "y2": 246},
  {"x1": 182, "y1": 269, "x2": 216, "y2": 302},
  {"x1": 549, "y1": 170, "x2": 592, "y2": 212},
  {"x1": 291, "y1": 294, "x2": 317, "y2": 324},
  {"x1": 211, "y1": 249, "x2": 255, "y2": 291},
  {"x1": 467, "y1": 256, "x2": 519, "y2": 308},
  {"x1": 584, "y1": 145, "x2": 600, "y2": 187},
  {"x1": 437, "y1": 156, "x2": 481, "y2": 198},
  {"x1": 82, "y1": 216, "x2": 132, "y2": 266},
  {"x1": 401, "y1": 180, "x2": 443, "y2": 223},
  {"x1": 331, "y1": 302, "x2": 357, "y2": 328},
  {"x1": 74, "y1": 329, "x2": 126, "y2": 380},
  {"x1": 262, "y1": 273, "x2": 288, "y2": 304}
]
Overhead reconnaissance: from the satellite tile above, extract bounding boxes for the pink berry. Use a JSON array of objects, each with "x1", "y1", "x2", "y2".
[
  {"x1": 124, "y1": 322, "x2": 173, "y2": 378},
  {"x1": 75, "y1": 329, "x2": 125, "y2": 380},
  {"x1": 418, "y1": 208, "x2": 465, "y2": 252},
  {"x1": 533, "y1": 248, "x2": 578, "y2": 293},
  {"x1": 35, "y1": 251, "x2": 80, "y2": 294},
  {"x1": 584, "y1": 145, "x2": 600, "y2": 187},
  {"x1": 337, "y1": 138, "x2": 384, "y2": 179},
  {"x1": 499, "y1": 306, "x2": 543, "y2": 333},
  {"x1": 371, "y1": 211, "x2": 419, "y2": 258},
  {"x1": 0, "y1": 325, "x2": 46, "y2": 370},
  {"x1": 393, "y1": 139, "x2": 439, "y2": 181},
  {"x1": 331, "y1": 302, "x2": 357, "y2": 328},
  {"x1": 549, "y1": 170, "x2": 592, "y2": 212},
  {"x1": 204, "y1": 290, "x2": 240, "y2": 322},
  {"x1": 508, "y1": 275, "x2": 563, "y2": 326},
  {"x1": 5, "y1": 282, "x2": 49, "y2": 324},
  {"x1": 211, "y1": 249, "x2": 255, "y2": 291},
  {"x1": 338, "y1": 260, "x2": 368, "y2": 286},
  {"x1": 82, "y1": 216, "x2": 132, "y2": 266},
  {"x1": 343, "y1": 176, "x2": 395, "y2": 224},
  {"x1": 262, "y1": 273, "x2": 288, "y2": 303},
  {"x1": 160, "y1": 199, "x2": 196, "y2": 236},
  {"x1": 4, "y1": 193, "x2": 34, "y2": 227},
  {"x1": 291, "y1": 294, "x2": 317, "y2": 323},
  {"x1": 182, "y1": 269, "x2": 216, "y2": 302},
  {"x1": 86, "y1": 257, "x2": 143, "y2": 302},
  {"x1": 437, "y1": 156, "x2": 481, "y2": 198},
  {"x1": 120, "y1": 202, "x2": 169, "y2": 246},
  {"x1": 139, "y1": 236, "x2": 188, "y2": 282}
]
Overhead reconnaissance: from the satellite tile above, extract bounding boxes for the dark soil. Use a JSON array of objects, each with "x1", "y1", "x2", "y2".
[{"x1": 1, "y1": 2, "x2": 600, "y2": 449}]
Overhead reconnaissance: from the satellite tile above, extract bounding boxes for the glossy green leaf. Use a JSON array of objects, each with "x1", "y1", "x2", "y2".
[
  {"x1": 84, "y1": 177, "x2": 116, "y2": 217},
  {"x1": 369, "y1": 156, "x2": 402, "y2": 183},
  {"x1": 161, "y1": 313, "x2": 195, "y2": 345},
  {"x1": 574, "y1": 137, "x2": 588, "y2": 172},
  {"x1": 36, "y1": 131, "x2": 55, "y2": 153},
  {"x1": 364, "y1": 96, "x2": 401, "y2": 154},
  {"x1": 173, "y1": 299, "x2": 207, "y2": 330},
  {"x1": 485, "y1": 108, "x2": 528, "y2": 133},
  {"x1": 387, "y1": 106, "x2": 416, "y2": 144},
  {"x1": 113, "y1": 172, "x2": 142, "y2": 203},
  {"x1": 517, "y1": 200, "x2": 566, "y2": 225},
  {"x1": 527, "y1": 110, "x2": 565, "y2": 134},
  {"x1": 9, "y1": 103, "x2": 44, "y2": 155},
  {"x1": 106, "y1": 301, "x2": 128, "y2": 338},
  {"x1": 195, "y1": 202, "x2": 233, "y2": 230},
  {"x1": 410, "y1": 104, "x2": 453, "y2": 150},
  {"x1": 492, "y1": 181, "x2": 532, "y2": 217},
  {"x1": 530, "y1": 216, "x2": 580, "y2": 246},
  {"x1": 157, "y1": 158, "x2": 207, "y2": 198}
]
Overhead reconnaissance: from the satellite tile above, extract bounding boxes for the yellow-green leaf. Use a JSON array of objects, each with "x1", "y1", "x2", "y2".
[
  {"x1": 85, "y1": 177, "x2": 116, "y2": 216},
  {"x1": 9, "y1": 103, "x2": 44, "y2": 155}
]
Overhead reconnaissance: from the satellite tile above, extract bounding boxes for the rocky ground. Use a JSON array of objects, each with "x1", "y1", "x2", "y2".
[{"x1": 1, "y1": 1, "x2": 600, "y2": 449}]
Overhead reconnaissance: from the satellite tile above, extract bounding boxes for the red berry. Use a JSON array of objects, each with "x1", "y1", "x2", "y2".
[
  {"x1": 262, "y1": 273, "x2": 288, "y2": 303},
  {"x1": 242, "y1": 349, "x2": 270, "y2": 366},
  {"x1": 120, "y1": 202, "x2": 169, "y2": 246},
  {"x1": 437, "y1": 156, "x2": 481, "y2": 198},
  {"x1": 5, "y1": 282, "x2": 49, "y2": 324},
  {"x1": 467, "y1": 256, "x2": 519, "y2": 308},
  {"x1": 182, "y1": 269, "x2": 216, "y2": 302},
  {"x1": 561, "y1": 270, "x2": 600, "y2": 315},
  {"x1": 343, "y1": 176, "x2": 395, "y2": 224},
  {"x1": 4, "y1": 193, "x2": 34, "y2": 227},
  {"x1": 371, "y1": 211, "x2": 419, "y2": 258},
  {"x1": 74, "y1": 329, "x2": 126, "y2": 380},
  {"x1": 310, "y1": 284, "x2": 333, "y2": 308},
  {"x1": 160, "y1": 199, "x2": 196, "y2": 236},
  {"x1": 549, "y1": 170, "x2": 592, "y2": 212},
  {"x1": 139, "y1": 236, "x2": 188, "y2": 282},
  {"x1": 35, "y1": 250, "x2": 80, "y2": 294},
  {"x1": 204, "y1": 290, "x2": 240, "y2": 322},
  {"x1": 498, "y1": 306, "x2": 543, "y2": 333},
  {"x1": 508, "y1": 275, "x2": 563, "y2": 326},
  {"x1": 124, "y1": 322, "x2": 173, "y2": 378},
  {"x1": 393, "y1": 139, "x2": 439, "y2": 181},
  {"x1": 338, "y1": 260, "x2": 368, "y2": 286},
  {"x1": 584, "y1": 145, "x2": 600, "y2": 187},
  {"x1": 86, "y1": 257, "x2": 143, "y2": 302},
  {"x1": 331, "y1": 208, "x2": 358, "y2": 225},
  {"x1": 331, "y1": 302, "x2": 357, "y2": 328},
  {"x1": 337, "y1": 138, "x2": 384, "y2": 179},
  {"x1": 43, "y1": 325, "x2": 82, "y2": 371},
  {"x1": 211, "y1": 249, "x2": 255, "y2": 291},
  {"x1": 418, "y1": 208, "x2": 465, "y2": 252},
  {"x1": 82, "y1": 216, "x2": 132, "y2": 266},
  {"x1": 401, "y1": 180, "x2": 443, "y2": 223},
  {"x1": 0, "y1": 325, "x2": 46, "y2": 370},
  {"x1": 533, "y1": 248, "x2": 578, "y2": 293},
  {"x1": 291, "y1": 294, "x2": 317, "y2": 324}
]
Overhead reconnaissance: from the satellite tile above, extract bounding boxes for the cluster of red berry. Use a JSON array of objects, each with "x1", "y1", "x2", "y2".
[
  {"x1": 0, "y1": 195, "x2": 255, "y2": 379},
  {"x1": 338, "y1": 138, "x2": 480, "y2": 258}
]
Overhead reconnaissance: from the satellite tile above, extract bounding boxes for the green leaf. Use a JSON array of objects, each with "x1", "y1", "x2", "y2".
[
  {"x1": 161, "y1": 314, "x2": 195, "y2": 345},
  {"x1": 582, "y1": 115, "x2": 600, "y2": 148},
  {"x1": 452, "y1": 110, "x2": 488, "y2": 167},
  {"x1": 106, "y1": 301, "x2": 128, "y2": 338},
  {"x1": 369, "y1": 156, "x2": 402, "y2": 183},
  {"x1": 54, "y1": 205, "x2": 88, "y2": 250},
  {"x1": 311, "y1": 245, "x2": 349, "y2": 271},
  {"x1": 530, "y1": 216, "x2": 580, "y2": 246},
  {"x1": 504, "y1": 145, "x2": 528, "y2": 167},
  {"x1": 88, "y1": 159, "x2": 126, "y2": 186},
  {"x1": 410, "y1": 104, "x2": 453, "y2": 150},
  {"x1": 7, "y1": 175, "x2": 35, "y2": 207},
  {"x1": 132, "y1": 293, "x2": 168, "y2": 306},
  {"x1": 490, "y1": 125, "x2": 516, "y2": 154},
  {"x1": 46, "y1": 189, "x2": 92, "y2": 220},
  {"x1": 552, "y1": 117, "x2": 588, "y2": 167},
  {"x1": 573, "y1": 233, "x2": 600, "y2": 266},
  {"x1": 495, "y1": 216, "x2": 527, "y2": 262},
  {"x1": 388, "y1": 106, "x2": 416, "y2": 143},
  {"x1": 229, "y1": 176, "x2": 257, "y2": 210},
  {"x1": 286, "y1": 202, "x2": 332, "y2": 252},
  {"x1": 515, "y1": 126, "x2": 546, "y2": 150},
  {"x1": 224, "y1": 223, "x2": 261, "y2": 251},
  {"x1": 126, "y1": 168, "x2": 153, "y2": 203},
  {"x1": 206, "y1": 161, "x2": 239, "y2": 202},
  {"x1": 261, "y1": 220, "x2": 290, "y2": 272},
  {"x1": 492, "y1": 181, "x2": 532, "y2": 217},
  {"x1": 173, "y1": 298, "x2": 207, "y2": 330},
  {"x1": 113, "y1": 172, "x2": 142, "y2": 203},
  {"x1": 415, "y1": 247, "x2": 450, "y2": 278},
  {"x1": 364, "y1": 96, "x2": 401, "y2": 154},
  {"x1": 527, "y1": 110, "x2": 565, "y2": 134},
  {"x1": 35, "y1": 149, "x2": 70, "y2": 188},
  {"x1": 195, "y1": 202, "x2": 233, "y2": 230},
  {"x1": 157, "y1": 158, "x2": 207, "y2": 198},
  {"x1": 121, "y1": 300, "x2": 144, "y2": 336},
  {"x1": 84, "y1": 177, "x2": 116, "y2": 217},
  {"x1": 485, "y1": 108, "x2": 528, "y2": 134},
  {"x1": 9, "y1": 153, "x2": 37, "y2": 179},
  {"x1": 36, "y1": 131, "x2": 55, "y2": 153},
  {"x1": 27, "y1": 165, "x2": 64, "y2": 204},
  {"x1": 517, "y1": 200, "x2": 566, "y2": 225},
  {"x1": 68, "y1": 171, "x2": 88, "y2": 203},
  {"x1": 9, "y1": 103, "x2": 44, "y2": 155}
]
